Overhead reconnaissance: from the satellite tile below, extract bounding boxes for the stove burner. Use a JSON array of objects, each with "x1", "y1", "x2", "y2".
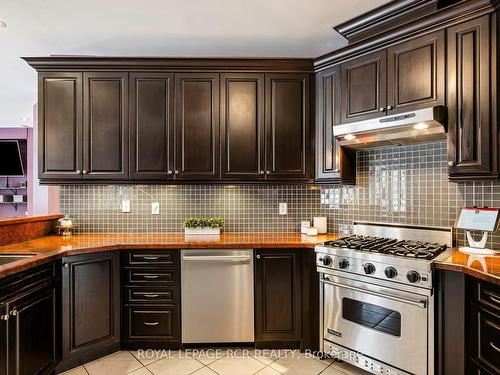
[{"x1": 324, "y1": 236, "x2": 447, "y2": 260}]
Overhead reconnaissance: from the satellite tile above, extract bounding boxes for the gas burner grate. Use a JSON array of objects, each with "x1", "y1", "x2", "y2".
[{"x1": 324, "y1": 236, "x2": 447, "y2": 260}]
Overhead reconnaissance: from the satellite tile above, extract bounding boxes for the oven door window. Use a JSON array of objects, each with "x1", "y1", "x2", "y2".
[{"x1": 342, "y1": 297, "x2": 401, "y2": 337}]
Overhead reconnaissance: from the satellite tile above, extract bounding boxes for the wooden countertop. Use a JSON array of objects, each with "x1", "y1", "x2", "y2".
[
  {"x1": 0, "y1": 232, "x2": 341, "y2": 279},
  {"x1": 434, "y1": 249, "x2": 500, "y2": 286}
]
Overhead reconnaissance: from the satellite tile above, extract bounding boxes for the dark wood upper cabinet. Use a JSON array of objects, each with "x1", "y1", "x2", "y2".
[
  {"x1": 83, "y1": 72, "x2": 129, "y2": 180},
  {"x1": 387, "y1": 30, "x2": 445, "y2": 114},
  {"x1": 315, "y1": 66, "x2": 356, "y2": 184},
  {"x1": 174, "y1": 73, "x2": 220, "y2": 180},
  {"x1": 220, "y1": 73, "x2": 265, "y2": 180},
  {"x1": 60, "y1": 252, "x2": 120, "y2": 370},
  {"x1": 447, "y1": 15, "x2": 495, "y2": 179},
  {"x1": 265, "y1": 74, "x2": 311, "y2": 180},
  {"x1": 341, "y1": 50, "x2": 387, "y2": 123},
  {"x1": 129, "y1": 73, "x2": 174, "y2": 180},
  {"x1": 255, "y1": 249, "x2": 302, "y2": 344},
  {"x1": 38, "y1": 72, "x2": 83, "y2": 180}
]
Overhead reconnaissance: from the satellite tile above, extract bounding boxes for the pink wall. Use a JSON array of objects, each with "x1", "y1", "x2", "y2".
[{"x1": 0, "y1": 104, "x2": 60, "y2": 218}]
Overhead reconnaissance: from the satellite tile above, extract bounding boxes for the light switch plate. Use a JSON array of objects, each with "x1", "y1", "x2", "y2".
[
  {"x1": 279, "y1": 202, "x2": 288, "y2": 215},
  {"x1": 121, "y1": 200, "x2": 131, "y2": 213},
  {"x1": 151, "y1": 202, "x2": 160, "y2": 215}
]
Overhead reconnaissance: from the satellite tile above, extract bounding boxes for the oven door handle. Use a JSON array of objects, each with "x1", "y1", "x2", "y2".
[{"x1": 321, "y1": 278, "x2": 427, "y2": 308}]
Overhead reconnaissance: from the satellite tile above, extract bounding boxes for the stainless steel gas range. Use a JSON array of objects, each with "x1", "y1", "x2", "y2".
[{"x1": 315, "y1": 222, "x2": 454, "y2": 375}]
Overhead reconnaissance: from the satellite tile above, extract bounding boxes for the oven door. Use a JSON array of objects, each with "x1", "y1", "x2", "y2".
[{"x1": 322, "y1": 273, "x2": 429, "y2": 375}]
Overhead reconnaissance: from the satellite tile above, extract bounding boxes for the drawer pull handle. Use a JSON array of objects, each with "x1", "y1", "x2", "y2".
[
  {"x1": 143, "y1": 294, "x2": 159, "y2": 298},
  {"x1": 490, "y1": 342, "x2": 500, "y2": 353},
  {"x1": 488, "y1": 295, "x2": 500, "y2": 305},
  {"x1": 144, "y1": 321, "x2": 160, "y2": 326},
  {"x1": 142, "y1": 256, "x2": 159, "y2": 260},
  {"x1": 143, "y1": 275, "x2": 160, "y2": 279}
]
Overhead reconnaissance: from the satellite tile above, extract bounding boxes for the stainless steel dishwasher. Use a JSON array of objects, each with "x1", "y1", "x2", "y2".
[{"x1": 181, "y1": 249, "x2": 254, "y2": 343}]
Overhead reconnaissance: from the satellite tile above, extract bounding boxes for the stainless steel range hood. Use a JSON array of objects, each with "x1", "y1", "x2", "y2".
[{"x1": 334, "y1": 106, "x2": 448, "y2": 149}]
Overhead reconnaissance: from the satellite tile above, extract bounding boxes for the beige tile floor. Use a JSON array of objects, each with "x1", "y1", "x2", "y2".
[{"x1": 61, "y1": 349, "x2": 371, "y2": 375}]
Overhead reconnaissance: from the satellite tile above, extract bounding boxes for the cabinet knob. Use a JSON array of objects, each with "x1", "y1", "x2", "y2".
[
  {"x1": 387, "y1": 105, "x2": 393, "y2": 110},
  {"x1": 174, "y1": 170, "x2": 179, "y2": 175},
  {"x1": 168, "y1": 170, "x2": 173, "y2": 175},
  {"x1": 82, "y1": 170, "x2": 88, "y2": 174},
  {"x1": 379, "y1": 107, "x2": 385, "y2": 112},
  {"x1": 76, "y1": 170, "x2": 81, "y2": 174},
  {"x1": 448, "y1": 161, "x2": 455, "y2": 167},
  {"x1": 260, "y1": 171, "x2": 264, "y2": 175},
  {"x1": 10, "y1": 309, "x2": 17, "y2": 316},
  {"x1": 63, "y1": 263, "x2": 69, "y2": 269},
  {"x1": 266, "y1": 171, "x2": 271, "y2": 175},
  {"x1": 333, "y1": 168, "x2": 340, "y2": 173},
  {"x1": 0, "y1": 315, "x2": 8, "y2": 321},
  {"x1": 256, "y1": 254, "x2": 261, "y2": 259}
]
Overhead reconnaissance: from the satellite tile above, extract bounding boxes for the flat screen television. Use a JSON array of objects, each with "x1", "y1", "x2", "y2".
[{"x1": 0, "y1": 140, "x2": 25, "y2": 176}]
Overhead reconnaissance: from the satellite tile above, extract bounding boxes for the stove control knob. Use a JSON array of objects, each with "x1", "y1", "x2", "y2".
[
  {"x1": 321, "y1": 256, "x2": 333, "y2": 267},
  {"x1": 384, "y1": 266, "x2": 398, "y2": 279},
  {"x1": 406, "y1": 270, "x2": 421, "y2": 283},
  {"x1": 338, "y1": 259, "x2": 349, "y2": 269},
  {"x1": 363, "y1": 263, "x2": 376, "y2": 275}
]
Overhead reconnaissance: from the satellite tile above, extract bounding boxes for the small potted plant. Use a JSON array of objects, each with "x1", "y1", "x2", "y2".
[{"x1": 182, "y1": 217, "x2": 224, "y2": 235}]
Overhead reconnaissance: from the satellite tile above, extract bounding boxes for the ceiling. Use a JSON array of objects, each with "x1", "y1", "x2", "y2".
[{"x1": 0, "y1": 0, "x2": 389, "y2": 127}]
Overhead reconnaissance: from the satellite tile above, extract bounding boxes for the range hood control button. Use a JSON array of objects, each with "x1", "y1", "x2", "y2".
[{"x1": 384, "y1": 266, "x2": 398, "y2": 278}]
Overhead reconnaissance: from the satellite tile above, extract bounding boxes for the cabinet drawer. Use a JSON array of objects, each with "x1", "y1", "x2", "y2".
[
  {"x1": 124, "y1": 286, "x2": 179, "y2": 304},
  {"x1": 471, "y1": 306, "x2": 500, "y2": 374},
  {"x1": 476, "y1": 282, "x2": 500, "y2": 314},
  {"x1": 124, "y1": 269, "x2": 180, "y2": 285},
  {"x1": 124, "y1": 307, "x2": 180, "y2": 340},
  {"x1": 123, "y1": 250, "x2": 179, "y2": 266}
]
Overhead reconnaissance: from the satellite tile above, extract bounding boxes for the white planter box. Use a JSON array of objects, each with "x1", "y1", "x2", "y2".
[{"x1": 184, "y1": 227, "x2": 221, "y2": 235}]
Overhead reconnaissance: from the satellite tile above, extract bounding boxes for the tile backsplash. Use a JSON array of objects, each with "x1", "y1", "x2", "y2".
[{"x1": 60, "y1": 140, "x2": 499, "y2": 248}]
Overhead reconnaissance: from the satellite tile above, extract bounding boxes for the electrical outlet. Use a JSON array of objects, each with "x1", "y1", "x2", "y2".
[
  {"x1": 279, "y1": 202, "x2": 288, "y2": 215},
  {"x1": 151, "y1": 202, "x2": 160, "y2": 215},
  {"x1": 121, "y1": 199, "x2": 131, "y2": 213}
]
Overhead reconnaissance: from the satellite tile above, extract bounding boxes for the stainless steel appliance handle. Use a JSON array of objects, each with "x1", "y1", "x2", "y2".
[
  {"x1": 182, "y1": 255, "x2": 251, "y2": 262},
  {"x1": 321, "y1": 277, "x2": 427, "y2": 308}
]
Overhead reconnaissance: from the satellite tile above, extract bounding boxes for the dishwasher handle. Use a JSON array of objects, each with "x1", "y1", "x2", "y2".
[{"x1": 182, "y1": 255, "x2": 251, "y2": 262}]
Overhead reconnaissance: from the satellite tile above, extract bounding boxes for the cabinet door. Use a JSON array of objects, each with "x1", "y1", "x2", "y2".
[
  {"x1": 38, "y1": 72, "x2": 83, "y2": 180},
  {"x1": 8, "y1": 286, "x2": 58, "y2": 375},
  {"x1": 61, "y1": 252, "x2": 120, "y2": 368},
  {"x1": 221, "y1": 73, "x2": 265, "y2": 180},
  {"x1": 447, "y1": 16, "x2": 493, "y2": 178},
  {"x1": 265, "y1": 74, "x2": 311, "y2": 180},
  {"x1": 0, "y1": 304, "x2": 7, "y2": 375},
  {"x1": 83, "y1": 72, "x2": 129, "y2": 180},
  {"x1": 174, "y1": 73, "x2": 219, "y2": 180},
  {"x1": 387, "y1": 30, "x2": 445, "y2": 114},
  {"x1": 341, "y1": 50, "x2": 387, "y2": 123},
  {"x1": 315, "y1": 66, "x2": 356, "y2": 184},
  {"x1": 255, "y1": 250, "x2": 302, "y2": 343},
  {"x1": 129, "y1": 73, "x2": 174, "y2": 180}
]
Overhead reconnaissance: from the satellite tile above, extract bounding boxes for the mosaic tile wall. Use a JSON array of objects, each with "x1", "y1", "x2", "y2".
[{"x1": 60, "y1": 140, "x2": 500, "y2": 248}]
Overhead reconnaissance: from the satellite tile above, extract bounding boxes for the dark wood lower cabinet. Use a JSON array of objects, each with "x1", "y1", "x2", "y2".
[
  {"x1": 121, "y1": 250, "x2": 181, "y2": 349},
  {"x1": 0, "y1": 263, "x2": 60, "y2": 375},
  {"x1": 436, "y1": 270, "x2": 500, "y2": 375},
  {"x1": 254, "y1": 249, "x2": 302, "y2": 348},
  {"x1": 58, "y1": 252, "x2": 120, "y2": 372}
]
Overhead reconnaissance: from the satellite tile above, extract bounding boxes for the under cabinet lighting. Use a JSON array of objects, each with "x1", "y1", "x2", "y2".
[{"x1": 344, "y1": 134, "x2": 356, "y2": 140}]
